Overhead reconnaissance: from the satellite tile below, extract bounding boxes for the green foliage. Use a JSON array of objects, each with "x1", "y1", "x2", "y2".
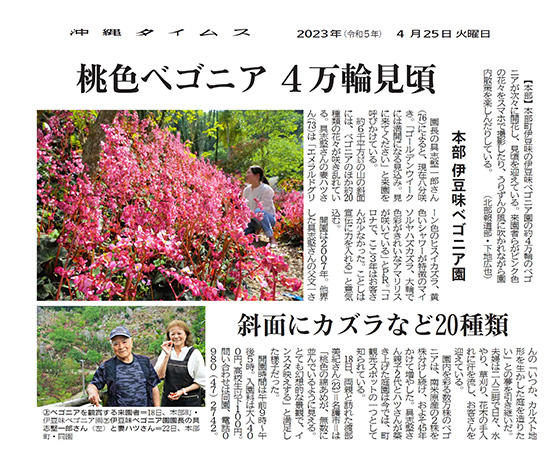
[
  {"x1": 37, "y1": 364, "x2": 83, "y2": 407},
  {"x1": 191, "y1": 308, "x2": 205, "y2": 341},
  {"x1": 142, "y1": 109, "x2": 305, "y2": 185},
  {"x1": 38, "y1": 353, "x2": 63, "y2": 376},
  {"x1": 217, "y1": 110, "x2": 303, "y2": 183},
  {"x1": 258, "y1": 136, "x2": 303, "y2": 181},
  {"x1": 51, "y1": 327, "x2": 76, "y2": 351},
  {"x1": 173, "y1": 110, "x2": 218, "y2": 157},
  {"x1": 70, "y1": 110, "x2": 98, "y2": 148},
  {"x1": 82, "y1": 307, "x2": 100, "y2": 324},
  {"x1": 37, "y1": 233, "x2": 68, "y2": 300},
  {"x1": 135, "y1": 110, "x2": 186, "y2": 132},
  {"x1": 85, "y1": 349, "x2": 102, "y2": 364},
  {"x1": 194, "y1": 341, "x2": 206, "y2": 362},
  {"x1": 82, "y1": 334, "x2": 111, "y2": 355},
  {"x1": 190, "y1": 307, "x2": 206, "y2": 360},
  {"x1": 148, "y1": 334, "x2": 165, "y2": 356},
  {"x1": 68, "y1": 348, "x2": 85, "y2": 362},
  {"x1": 62, "y1": 357, "x2": 80, "y2": 372},
  {"x1": 217, "y1": 138, "x2": 265, "y2": 175}
]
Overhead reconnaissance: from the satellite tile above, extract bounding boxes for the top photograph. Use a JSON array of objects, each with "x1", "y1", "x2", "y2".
[{"x1": 37, "y1": 110, "x2": 304, "y2": 301}]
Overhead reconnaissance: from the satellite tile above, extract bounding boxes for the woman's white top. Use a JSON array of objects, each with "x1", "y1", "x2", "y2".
[
  {"x1": 155, "y1": 346, "x2": 206, "y2": 390},
  {"x1": 243, "y1": 183, "x2": 275, "y2": 215}
]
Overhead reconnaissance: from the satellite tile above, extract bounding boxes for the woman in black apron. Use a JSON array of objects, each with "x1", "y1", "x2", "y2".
[{"x1": 155, "y1": 320, "x2": 205, "y2": 407}]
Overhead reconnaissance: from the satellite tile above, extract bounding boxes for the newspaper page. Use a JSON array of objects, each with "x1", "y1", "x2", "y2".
[{"x1": 3, "y1": 0, "x2": 558, "y2": 464}]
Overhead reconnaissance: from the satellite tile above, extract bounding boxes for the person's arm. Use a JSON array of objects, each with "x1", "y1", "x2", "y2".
[
  {"x1": 260, "y1": 185, "x2": 275, "y2": 214},
  {"x1": 155, "y1": 343, "x2": 172, "y2": 379},
  {"x1": 152, "y1": 385, "x2": 160, "y2": 407},
  {"x1": 189, "y1": 349, "x2": 206, "y2": 390},
  {"x1": 180, "y1": 382, "x2": 200, "y2": 394},
  {"x1": 167, "y1": 382, "x2": 200, "y2": 401},
  {"x1": 87, "y1": 383, "x2": 101, "y2": 407},
  {"x1": 87, "y1": 364, "x2": 106, "y2": 406}
]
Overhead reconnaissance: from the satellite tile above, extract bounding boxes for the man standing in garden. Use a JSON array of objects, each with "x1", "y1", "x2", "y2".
[{"x1": 86, "y1": 326, "x2": 161, "y2": 407}]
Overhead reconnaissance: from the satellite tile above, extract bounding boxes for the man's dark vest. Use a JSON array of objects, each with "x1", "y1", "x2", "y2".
[{"x1": 103, "y1": 354, "x2": 155, "y2": 407}]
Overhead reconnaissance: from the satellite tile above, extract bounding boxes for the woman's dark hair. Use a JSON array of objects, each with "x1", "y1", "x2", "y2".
[{"x1": 250, "y1": 165, "x2": 269, "y2": 185}]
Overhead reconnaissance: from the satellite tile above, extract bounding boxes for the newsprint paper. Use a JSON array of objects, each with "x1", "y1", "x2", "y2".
[{"x1": 2, "y1": 1, "x2": 558, "y2": 465}]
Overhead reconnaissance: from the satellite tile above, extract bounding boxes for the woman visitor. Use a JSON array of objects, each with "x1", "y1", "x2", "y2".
[
  {"x1": 154, "y1": 320, "x2": 205, "y2": 406},
  {"x1": 243, "y1": 165, "x2": 278, "y2": 247}
]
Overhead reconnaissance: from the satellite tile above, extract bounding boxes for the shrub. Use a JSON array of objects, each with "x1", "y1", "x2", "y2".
[
  {"x1": 51, "y1": 327, "x2": 76, "y2": 351},
  {"x1": 85, "y1": 349, "x2": 102, "y2": 365},
  {"x1": 274, "y1": 179, "x2": 304, "y2": 245}
]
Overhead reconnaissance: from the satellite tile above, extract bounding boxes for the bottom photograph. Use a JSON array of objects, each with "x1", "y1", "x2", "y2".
[{"x1": 37, "y1": 305, "x2": 206, "y2": 408}]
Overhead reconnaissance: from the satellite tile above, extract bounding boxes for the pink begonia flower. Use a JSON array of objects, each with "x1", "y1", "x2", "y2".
[{"x1": 54, "y1": 267, "x2": 71, "y2": 278}]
